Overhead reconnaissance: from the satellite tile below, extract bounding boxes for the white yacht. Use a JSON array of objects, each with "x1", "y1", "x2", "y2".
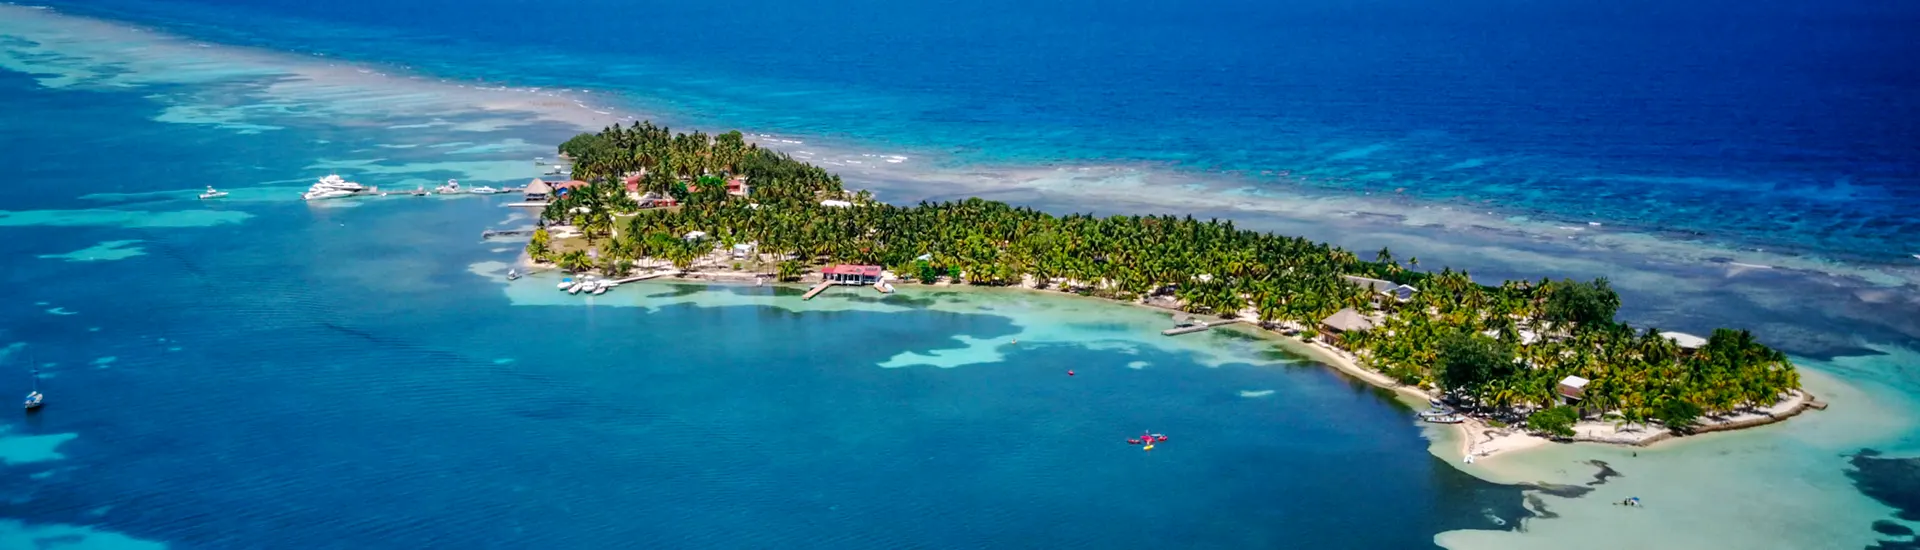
[
  {"x1": 199, "y1": 186, "x2": 228, "y2": 199},
  {"x1": 591, "y1": 281, "x2": 609, "y2": 295},
  {"x1": 557, "y1": 277, "x2": 575, "y2": 290},
  {"x1": 435, "y1": 179, "x2": 461, "y2": 194},
  {"x1": 468, "y1": 185, "x2": 500, "y2": 194},
  {"x1": 302, "y1": 174, "x2": 368, "y2": 201}
]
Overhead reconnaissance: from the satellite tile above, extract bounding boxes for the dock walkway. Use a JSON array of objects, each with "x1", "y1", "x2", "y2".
[
  {"x1": 802, "y1": 280, "x2": 835, "y2": 300},
  {"x1": 610, "y1": 271, "x2": 675, "y2": 285},
  {"x1": 1161, "y1": 318, "x2": 1242, "y2": 336}
]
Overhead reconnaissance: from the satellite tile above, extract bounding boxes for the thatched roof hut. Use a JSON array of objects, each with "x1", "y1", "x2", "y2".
[{"x1": 1321, "y1": 308, "x2": 1376, "y2": 333}]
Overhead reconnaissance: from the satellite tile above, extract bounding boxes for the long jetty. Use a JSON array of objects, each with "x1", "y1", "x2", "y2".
[
  {"x1": 610, "y1": 271, "x2": 675, "y2": 285},
  {"x1": 1161, "y1": 318, "x2": 1242, "y2": 336},
  {"x1": 802, "y1": 281, "x2": 835, "y2": 300}
]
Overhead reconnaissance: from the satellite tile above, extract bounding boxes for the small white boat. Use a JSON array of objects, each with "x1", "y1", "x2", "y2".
[
  {"x1": 23, "y1": 367, "x2": 42, "y2": 411},
  {"x1": 199, "y1": 186, "x2": 228, "y2": 199},
  {"x1": 556, "y1": 278, "x2": 574, "y2": 290},
  {"x1": 591, "y1": 282, "x2": 608, "y2": 295},
  {"x1": 435, "y1": 179, "x2": 461, "y2": 194},
  {"x1": 468, "y1": 186, "x2": 500, "y2": 194},
  {"x1": 507, "y1": 269, "x2": 521, "y2": 281},
  {"x1": 568, "y1": 281, "x2": 586, "y2": 294},
  {"x1": 1424, "y1": 414, "x2": 1465, "y2": 424}
]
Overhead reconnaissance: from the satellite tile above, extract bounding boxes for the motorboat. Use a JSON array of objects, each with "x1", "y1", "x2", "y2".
[
  {"x1": 1424, "y1": 414, "x2": 1465, "y2": 424},
  {"x1": 302, "y1": 174, "x2": 368, "y2": 201},
  {"x1": 199, "y1": 186, "x2": 228, "y2": 199},
  {"x1": 591, "y1": 281, "x2": 609, "y2": 295},
  {"x1": 435, "y1": 179, "x2": 461, "y2": 194},
  {"x1": 507, "y1": 269, "x2": 521, "y2": 281},
  {"x1": 468, "y1": 186, "x2": 500, "y2": 194},
  {"x1": 556, "y1": 277, "x2": 573, "y2": 289}
]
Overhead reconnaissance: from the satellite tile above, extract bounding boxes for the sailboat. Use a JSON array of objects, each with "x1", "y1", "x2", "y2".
[{"x1": 24, "y1": 368, "x2": 43, "y2": 411}]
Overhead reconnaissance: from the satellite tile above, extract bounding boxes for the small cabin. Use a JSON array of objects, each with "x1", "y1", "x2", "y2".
[
  {"x1": 1557, "y1": 375, "x2": 1590, "y2": 404},
  {"x1": 820, "y1": 199, "x2": 853, "y2": 208},
  {"x1": 730, "y1": 242, "x2": 757, "y2": 259},
  {"x1": 823, "y1": 264, "x2": 882, "y2": 285}
]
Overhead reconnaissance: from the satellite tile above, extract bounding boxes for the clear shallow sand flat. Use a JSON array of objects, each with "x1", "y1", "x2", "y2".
[{"x1": 0, "y1": 3, "x2": 1917, "y2": 548}]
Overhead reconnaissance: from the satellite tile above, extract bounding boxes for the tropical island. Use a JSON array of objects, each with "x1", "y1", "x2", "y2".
[{"x1": 522, "y1": 122, "x2": 1818, "y2": 458}]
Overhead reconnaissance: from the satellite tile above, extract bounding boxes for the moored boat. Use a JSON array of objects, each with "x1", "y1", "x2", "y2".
[
  {"x1": 302, "y1": 174, "x2": 368, "y2": 201},
  {"x1": 199, "y1": 186, "x2": 228, "y2": 199}
]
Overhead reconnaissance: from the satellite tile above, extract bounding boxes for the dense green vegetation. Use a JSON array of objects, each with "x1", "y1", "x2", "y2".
[{"x1": 536, "y1": 123, "x2": 1802, "y2": 435}]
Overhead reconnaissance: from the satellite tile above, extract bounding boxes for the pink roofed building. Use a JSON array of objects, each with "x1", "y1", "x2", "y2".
[{"x1": 822, "y1": 264, "x2": 883, "y2": 285}]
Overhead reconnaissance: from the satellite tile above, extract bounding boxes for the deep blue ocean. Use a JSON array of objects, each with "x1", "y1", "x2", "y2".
[{"x1": 36, "y1": 0, "x2": 1920, "y2": 263}]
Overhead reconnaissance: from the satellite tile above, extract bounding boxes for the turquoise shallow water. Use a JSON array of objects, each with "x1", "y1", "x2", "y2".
[{"x1": 3, "y1": 2, "x2": 1919, "y2": 548}]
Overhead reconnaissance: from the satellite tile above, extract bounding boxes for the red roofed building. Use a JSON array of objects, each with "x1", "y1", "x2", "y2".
[
  {"x1": 687, "y1": 176, "x2": 751, "y2": 198},
  {"x1": 822, "y1": 264, "x2": 883, "y2": 285},
  {"x1": 551, "y1": 180, "x2": 590, "y2": 197}
]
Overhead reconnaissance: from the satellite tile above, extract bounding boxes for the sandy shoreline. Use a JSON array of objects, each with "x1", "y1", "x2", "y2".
[{"x1": 512, "y1": 247, "x2": 1818, "y2": 467}]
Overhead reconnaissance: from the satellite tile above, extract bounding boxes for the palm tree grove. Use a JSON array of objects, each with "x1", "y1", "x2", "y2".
[{"x1": 530, "y1": 122, "x2": 1803, "y2": 438}]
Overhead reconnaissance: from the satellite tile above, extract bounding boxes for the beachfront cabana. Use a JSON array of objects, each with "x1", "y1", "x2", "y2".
[
  {"x1": 1557, "y1": 375, "x2": 1590, "y2": 404},
  {"x1": 820, "y1": 199, "x2": 853, "y2": 208},
  {"x1": 731, "y1": 242, "x2": 757, "y2": 259},
  {"x1": 1659, "y1": 331, "x2": 1708, "y2": 353},
  {"x1": 524, "y1": 178, "x2": 553, "y2": 202},
  {"x1": 823, "y1": 264, "x2": 882, "y2": 285},
  {"x1": 1319, "y1": 308, "x2": 1375, "y2": 346}
]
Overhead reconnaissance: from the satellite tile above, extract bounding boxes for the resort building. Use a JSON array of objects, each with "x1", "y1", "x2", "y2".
[
  {"x1": 820, "y1": 199, "x2": 853, "y2": 208},
  {"x1": 822, "y1": 264, "x2": 883, "y2": 285},
  {"x1": 524, "y1": 178, "x2": 553, "y2": 202},
  {"x1": 635, "y1": 190, "x2": 679, "y2": 208},
  {"x1": 1557, "y1": 375, "x2": 1590, "y2": 405},
  {"x1": 685, "y1": 176, "x2": 751, "y2": 197},
  {"x1": 1319, "y1": 307, "x2": 1376, "y2": 345},
  {"x1": 551, "y1": 180, "x2": 589, "y2": 198},
  {"x1": 1659, "y1": 331, "x2": 1708, "y2": 353},
  {"x1": 1342, "y1": 275, "x2": 1419, "y2": 302},
  {"x1": 730, "y1": 242, "x2": 757, "y2": 259}
]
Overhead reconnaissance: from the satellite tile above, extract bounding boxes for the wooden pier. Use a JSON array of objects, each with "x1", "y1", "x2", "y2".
[
  {"x1": 802, "y1": 280, "x2": 835, "y2": 300},
  {"x1": 1161, "y1": 318, "x2": 1242, "y2": 336},
  {"x1": 610, "y1": 271, "x2": 674, "y2": 285}
]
